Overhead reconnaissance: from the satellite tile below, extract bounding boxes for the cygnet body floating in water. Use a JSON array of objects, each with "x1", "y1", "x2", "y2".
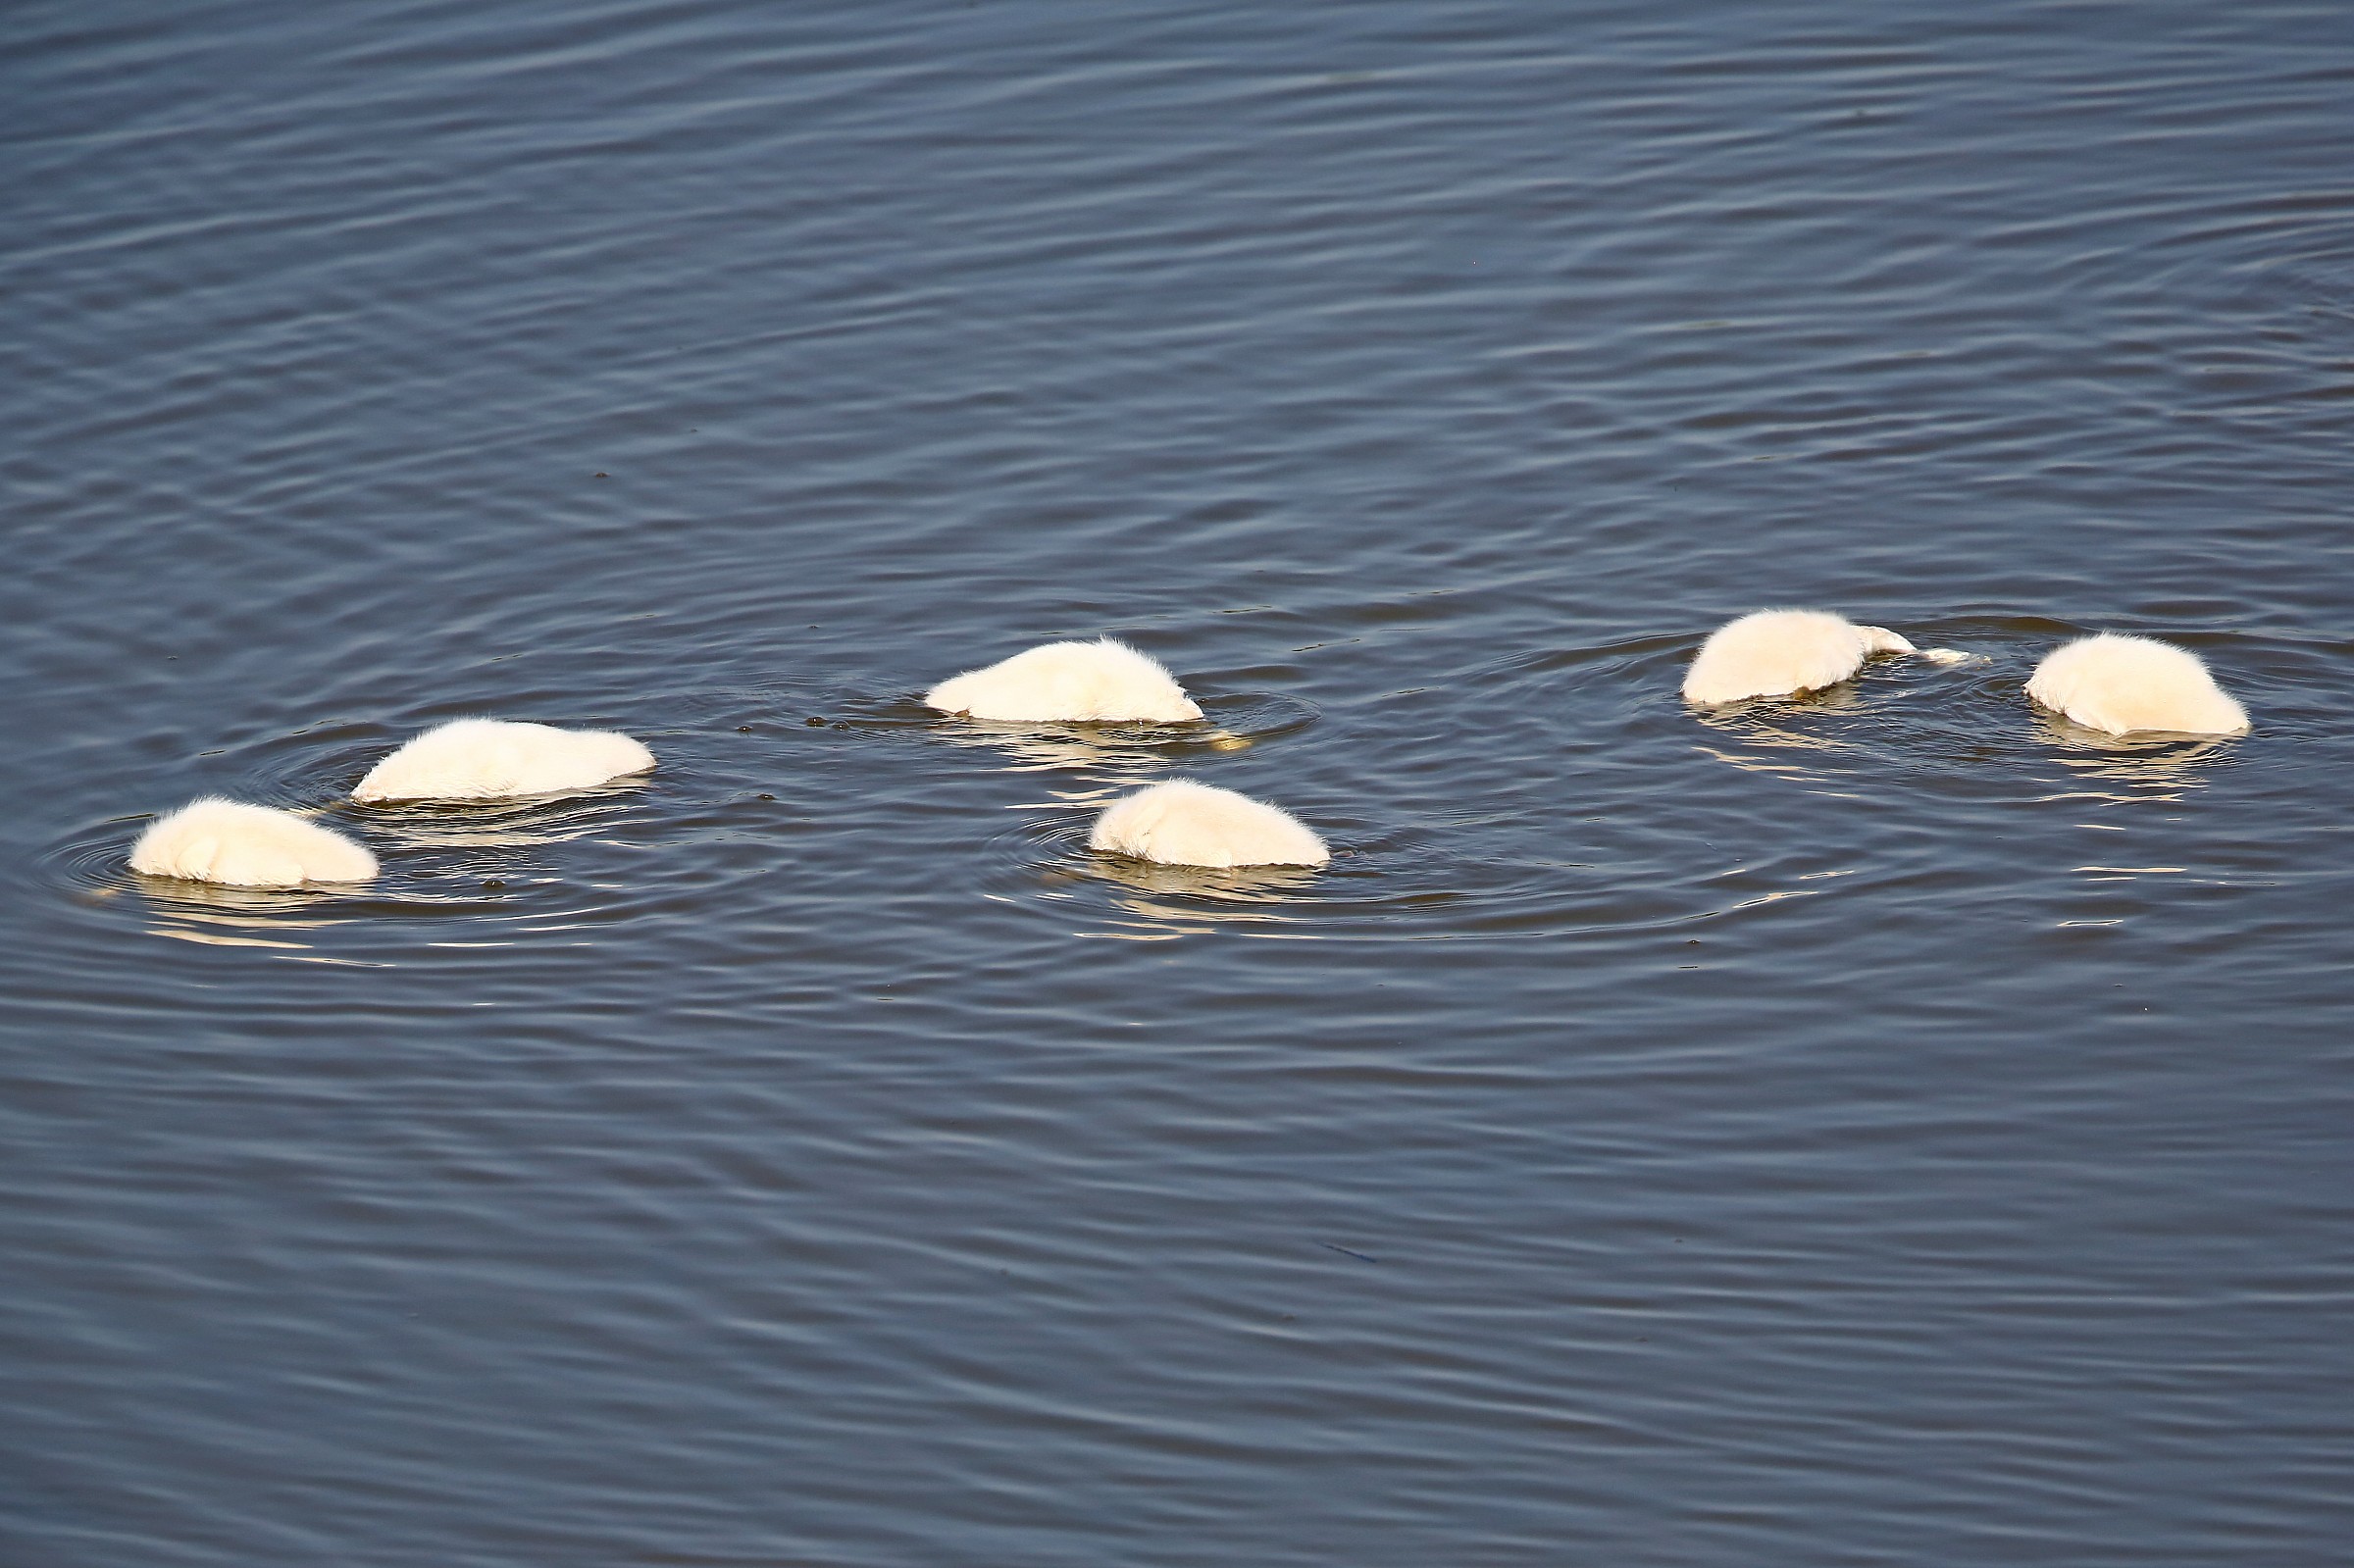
[
  {"x1": 129, "y1": 798, "x2": 378, "y2": 887},
  {"x1": 927, "y1": 637, "x2": 1203, "y2": 724},
  {"x1": 353, "y1": 718, "x2": 655, "y2": 802},
  {"x1": 1682, "y1": 609, "x2": 1967, "y2": 704},
  {"x1": 2025, "y1": 633, "x2": 2248, "y2": 736},
  {"x1": 1089, "y1": 780, "x2": 1328, "y2": 868}
]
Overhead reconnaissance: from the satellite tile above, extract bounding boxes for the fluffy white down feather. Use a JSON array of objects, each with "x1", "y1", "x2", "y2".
[
  {"x1": 927, "y1": 638, "x2": 1202, "y2": 723},
  {"x1": 1088, "y1": 781, "x2": 1328, "y2": 868},
  {"x1": 2025, "y1": 633, "x2": 2248, "y2": 735},
  {"x1": 129, "y1": 798, "x2": 378, "y2": 887},
  {"x1": 1683, "y1": 609, "x2": 1963, "y2": 704},
  {"x1": 354, "y1": 719, "x2": 655, "y2": 802}
]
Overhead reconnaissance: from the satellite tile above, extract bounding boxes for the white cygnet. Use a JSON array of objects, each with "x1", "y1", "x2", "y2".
[
  {"x1": 2025, "y1": 633, "x2": 2248, "y2": 736},
  {"x1": 129, "y1": 798, "x2": 378, "y2": 887},
  {"x1": 353, "y1": 718, "x2": 655, "y2": 802},
  {"x1": 927, "y1": 637, "x2": 1203, "y2": 724},
  {"x1": 1088, "y1": 780, "x2": 1328, "y2": 869},
  {"x1": 1682, "y1": 609, "x2": 1967, "y2": 704}
]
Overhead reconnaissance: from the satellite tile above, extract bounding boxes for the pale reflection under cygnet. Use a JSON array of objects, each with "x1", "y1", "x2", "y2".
[
  {"x1": 133, "y1": 882, "x2": 348, "y2": 949},
  {"x1": 929, "y1": 690, "x2": 1312, "y2": 778},
  {"x1": 1070, "y1": 853, "x2": 1325, "y2": 939},
  {"x1": 1689, "y1": 696, "x2": 1871, "y2": 785},
  {"x1": 931, "y1": 715, "x2": 1254, "y2": 779},
  {"x1": 1693, "y1": 678, "x2": 1870, "y2": 718},
  {"x1": 357, "y1": 787, "x2": 646, "y2": 852},
  {"x1": 2030, "y1": 710, "x2": 2238, "y2": 803},
  {"x1": 126, "y1": 875, "x2": 406, "y2": 957},
  {"x1": 935, "y1": 719, "x2": 1203, "y2": 777}
]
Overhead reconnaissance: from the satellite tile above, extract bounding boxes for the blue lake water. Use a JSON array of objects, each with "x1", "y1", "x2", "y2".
[{"x1": 4, "y1": 2, "x2": 2351, "y2": 1562}]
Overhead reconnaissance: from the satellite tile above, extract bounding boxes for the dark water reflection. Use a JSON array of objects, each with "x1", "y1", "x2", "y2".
[{"x1": 4, "y1": 1, "x2": 2352, "y2": 1563}]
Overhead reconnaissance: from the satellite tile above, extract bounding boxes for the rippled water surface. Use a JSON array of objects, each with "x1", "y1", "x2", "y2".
[{"x1": 6, "y1": 2, "x2": 2353, "y2": 1563}]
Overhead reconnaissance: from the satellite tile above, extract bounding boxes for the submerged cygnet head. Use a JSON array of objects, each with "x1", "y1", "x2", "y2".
[
  {"x1": 129, "y1": 798, "x2": 378, "y2": 887},
  {"x1": 1683, "y1": 608, "x2": 1963, "y2": 704},
  {"x1": 1088, "y1": 780, "x2": 1328, "y2": 869},
  {"x1": 2025, "y1": 633, "x2": 2248, "y2": 736},
  {"x1": 353, "y1": 718, "x2": 655, "y2": 802},
  {"x1": 927, "y1": 637, "x2": 1203, "y2": 724}
]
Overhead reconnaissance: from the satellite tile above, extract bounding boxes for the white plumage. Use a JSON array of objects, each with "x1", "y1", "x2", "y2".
[
  {"x1": 2025, "y1": 633, "x2": 2248, "y2": 736},
  {"x1": 1088, "y1": 780, "x2": 1328, "y2": 868},
  {"x1": 129, "y1": 798, "x2": 378, "y2": 887},
  {"x1": 927, "y1": 638, "x2": 1203, "y2": 724},
  {"x1": 1683, "y1": 609, "x2": 1963, "y2": 704},
  {"x1": 353, "y1": 718, "x2": 654, "y2": 802}
]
